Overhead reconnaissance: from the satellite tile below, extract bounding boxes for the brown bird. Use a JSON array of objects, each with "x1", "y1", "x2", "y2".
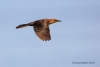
[{"x1": 16, "y1": 18, "x2": 61, "y2": 41}]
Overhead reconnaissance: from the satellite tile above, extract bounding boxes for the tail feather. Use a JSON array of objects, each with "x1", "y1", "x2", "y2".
[{"x1": 16, "y1": 24, "x2": 29, "y2": 29}]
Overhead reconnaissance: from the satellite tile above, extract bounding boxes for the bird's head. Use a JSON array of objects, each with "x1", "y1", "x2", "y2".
[{"x1": 48, "y1": 18, "x2": 61, "y2": 24}]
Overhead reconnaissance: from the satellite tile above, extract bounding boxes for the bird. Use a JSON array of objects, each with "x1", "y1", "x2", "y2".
[{"x1": 16, "y1": 18, "x2": 61, "y2": 41}]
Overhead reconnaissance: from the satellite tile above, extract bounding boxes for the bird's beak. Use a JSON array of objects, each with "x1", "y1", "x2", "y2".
[{"x1": 57, "y1": 20, "x2": 61, "y2": 22}]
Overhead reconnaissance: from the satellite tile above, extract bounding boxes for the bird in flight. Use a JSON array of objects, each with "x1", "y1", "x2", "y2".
[{"x1": 16, "y1": 18, "x2": 61, "y2": 41}]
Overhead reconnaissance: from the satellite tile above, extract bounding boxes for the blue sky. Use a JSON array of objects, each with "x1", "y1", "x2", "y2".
[{"x1": 0, "y1": 0, "x2": 100, "y2": 67}]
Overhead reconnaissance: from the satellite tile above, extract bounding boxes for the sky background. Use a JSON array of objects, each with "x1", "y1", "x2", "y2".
[{"x1": 0, "y1": 0, "x2": 100, "y2": 67}]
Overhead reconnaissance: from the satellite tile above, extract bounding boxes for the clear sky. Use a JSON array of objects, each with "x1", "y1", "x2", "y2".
[{"x1": 0, "y1": 0, "x2": 100, "y2": 67}]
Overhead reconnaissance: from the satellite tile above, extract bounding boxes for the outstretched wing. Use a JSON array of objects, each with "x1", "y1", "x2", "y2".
[{"x1": 33, "y1": 21, "x2": 51, "y2": 41}]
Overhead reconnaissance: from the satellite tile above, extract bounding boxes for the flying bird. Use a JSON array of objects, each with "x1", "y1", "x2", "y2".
[{"x1": 16, "y1": 18, "x2": 61, "y2": 41}]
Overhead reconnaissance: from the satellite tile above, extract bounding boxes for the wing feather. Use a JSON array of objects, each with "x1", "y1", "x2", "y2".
[{"x1": 33, "y1": 21, "x2": 51, "y2": 41}]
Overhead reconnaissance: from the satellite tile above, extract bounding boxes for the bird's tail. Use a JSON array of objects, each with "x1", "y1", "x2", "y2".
[{"x1": 16, "y1": 23, "x2": 30, "y2": 29}]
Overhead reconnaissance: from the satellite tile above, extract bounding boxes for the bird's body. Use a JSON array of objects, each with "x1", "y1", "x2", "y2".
[{"x1": 16, "y1": 18, "x2": 61, "y2": 41}]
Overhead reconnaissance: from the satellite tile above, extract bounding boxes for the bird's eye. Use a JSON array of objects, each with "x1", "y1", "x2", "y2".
[
  {"x1": 55, "y1": 20, "x2": 57, "y2": 22},
  {"x1": 52, "y1": 20, "x2": 55, "y2": 22}
]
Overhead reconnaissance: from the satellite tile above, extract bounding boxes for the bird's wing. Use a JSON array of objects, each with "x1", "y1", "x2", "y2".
[{"x1": 33, "y1": 21, "x2": 51, "y2": 41}]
